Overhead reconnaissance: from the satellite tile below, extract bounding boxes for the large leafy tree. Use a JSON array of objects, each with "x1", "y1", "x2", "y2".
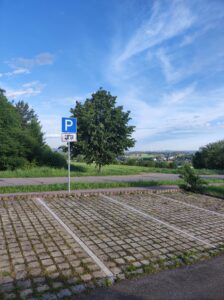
[
  {"x1": 0, "y1": 89, "x2": 66, "y2": 170},
  {"x1": 70, "y1": 88, "x2": 135, "y2": 171},
  {"x1": 15, "y1": 100, "x2": 38, "y2": 126},
  {"x1": 15, "y1": 100, "x2": 45, "y2": 162},
  {"x1": 193, "y1": 140, "x2": 224, "y2": 170},
  {"x1": 0, "y1": 90, "x2": 28, "y2": 170}
]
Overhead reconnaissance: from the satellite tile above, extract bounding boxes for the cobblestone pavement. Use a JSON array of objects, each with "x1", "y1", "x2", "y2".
[
  {"x1": 0, "y1": 192, "x2": 224, "y2": 299},
  {"x1": 0, "y1": 198, "x2": 105, "y2": 300},
  {"x1": 113, "y1": 193, "x2": 224, "y2": 246},
  {"x1": 163, "y1": 191, "x2": 224, "y2": 213}
]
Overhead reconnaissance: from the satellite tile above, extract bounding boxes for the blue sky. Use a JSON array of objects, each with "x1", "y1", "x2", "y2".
[{"x1": 0, "y1": 0, "x2": 224, "y2": 150}]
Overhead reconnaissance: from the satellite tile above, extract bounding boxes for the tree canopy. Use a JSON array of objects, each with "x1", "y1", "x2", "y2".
[
  {"x1": 0, "y1": 90, "x2": 27, "y2": 169},
  {"x1": 192, "y1": 140, "x2": 224, "y2": 170},
  {"x1": 15, "y1": 100, "x2": 38, "y2": 127},
  {"x1": 70, "y1": 88, "x2": 135, "y2": 171},
  {"x1": 0, "y1": 89, "x2": 66, "y2": 170}
]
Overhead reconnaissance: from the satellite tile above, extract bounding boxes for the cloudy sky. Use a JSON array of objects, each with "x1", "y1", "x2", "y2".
[{"x1": 0, "y1": 0, "x2": 224, "y2": 150}]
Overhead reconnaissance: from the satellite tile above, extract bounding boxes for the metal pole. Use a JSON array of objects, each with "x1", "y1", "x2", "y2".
[{"x1": 68, "y1": 142, "x2": 71, "y2": 193}]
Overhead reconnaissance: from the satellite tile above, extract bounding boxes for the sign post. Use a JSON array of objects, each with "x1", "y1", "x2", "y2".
[
  {"x1": 68, "y1": 141, "x2": 71, "y2": 193},
  {"x1": 61, "y1": 117, "x2": 77, "y2": 193}
]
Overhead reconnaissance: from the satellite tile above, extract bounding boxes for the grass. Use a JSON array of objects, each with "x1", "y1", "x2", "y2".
[
  {"x1": 124, "y1": 246, "x2": 224, "y2": 280},
  {"x1": 0, "y1": 162, "x2": 223, "y2": 178},
  {"x1": 0, "y1": 178, "x2": 222, "y2": 194},
  {"x1": 203, "y1": 185, "x2": 224, "y2": 199},
  {"x1": 0, "y1": 179, "x2": 183, "y2": 194},
  {"x1": 194, "y1": 168, "x2": 224, "y2": 175},
  {"x1": 0, "y1": 163, "x2": 179, "y2": 177}
]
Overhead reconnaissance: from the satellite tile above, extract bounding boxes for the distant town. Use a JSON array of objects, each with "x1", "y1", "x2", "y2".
[{"x1": 120, "y1": 151, "x2": 194, "y2": 168}]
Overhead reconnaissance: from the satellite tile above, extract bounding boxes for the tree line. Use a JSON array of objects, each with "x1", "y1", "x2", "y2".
[
  {"x1": 1, "y1": 85, "x2": 223, "y2": 172},
  {"x1": 0, "y1": 88, "x2": 66, "y2": 170},
  {"x1": 0, "y1": 88, "x2": 135, "y2": 171},
  {"x1": 192, "y1": 140, "x2": 224, "y2": 170}
]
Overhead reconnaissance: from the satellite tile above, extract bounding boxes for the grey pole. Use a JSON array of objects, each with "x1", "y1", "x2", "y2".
[{"x1": 68, "y1": 141, "x2": 71, "y2": 193}]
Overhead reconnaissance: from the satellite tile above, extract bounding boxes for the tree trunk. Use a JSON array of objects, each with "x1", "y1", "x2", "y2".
[{"x1": 98, "y1": 164, "x2": 102, "y2": 173}]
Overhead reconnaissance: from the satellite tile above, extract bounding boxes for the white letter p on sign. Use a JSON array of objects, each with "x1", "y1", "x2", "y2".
[{"x1": 65, "y1": 119, "x2": 73, "y2": 131}]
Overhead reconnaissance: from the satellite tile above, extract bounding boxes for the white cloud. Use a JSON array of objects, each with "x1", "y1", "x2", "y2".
[
  {"x1": 163, "y1": 84, "x2": 196, "y2": 104},
  {"x1": 4, "y1": 68, "x2": 30, "y2": 77},
  {"x1": 9, "y1": 68, "x2": 30, "y2": 75},
  {"x1": 1, "y1": 53, "x2": 54, "y2": 78},
  {"x1": 6, "y1": 81, "x2": 45, "y2": 98},
  {"x1": 115, "y1": 0, "x2": 194, "y2": 67},
  {"x1": 156, "y1": 48, "x2": 182, "y2": 83},
  {"x1": 117, "y1": 85, "x2": 224, "y2": 150},
  {"x1": 6, "y1": 52, "x2": 54, "y2": 70},
  {"x1": 105, "y1": 0, "x2": 224, "y2": 151}
]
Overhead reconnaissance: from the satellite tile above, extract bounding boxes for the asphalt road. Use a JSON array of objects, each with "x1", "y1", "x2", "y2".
[
  {"x1": 75, "y1": 254, "x2": 224, "y2": 300},
  {"x1": 0, "y1": 173, "x2": 223, "y2": 187}
]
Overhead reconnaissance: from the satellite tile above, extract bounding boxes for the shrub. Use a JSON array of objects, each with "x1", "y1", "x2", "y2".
[
  {"x1": 193, "y1": 140, "x2": 224, "y2": 170},
  {"x1": 179, "y1": 164, "x2": 207, "y2": 192},
  {"x1": 39, "y1": 147, "x2": 67, "y2": 168},
  {"x1": 0, "y1": 156, "x2": 29, "y2": 170}
]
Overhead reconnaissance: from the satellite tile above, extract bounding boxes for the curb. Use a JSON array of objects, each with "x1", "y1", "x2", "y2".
[{"x1": 0, "y1": 185, "x2": 180, "y2": 200}]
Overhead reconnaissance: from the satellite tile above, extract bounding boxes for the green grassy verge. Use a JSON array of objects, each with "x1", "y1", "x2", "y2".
[
  {"x1": 203, "y1": 185, "x2": 224, "y2": 199},
  {"x1": 0, "y1": 180, "x2": 183, "y2": 194},
  {"x1": 0, "y1": 162, "x2": 223, "y2": 178},
  {"x1": 194, "y1": 168, "x2": 224, "y2": 175},
  {"x1": 0, "y1": 163, "x2": 178, "y2": 177},
  {"x1": 0, "y1": 178, "x2": 221, "y2": 194}
]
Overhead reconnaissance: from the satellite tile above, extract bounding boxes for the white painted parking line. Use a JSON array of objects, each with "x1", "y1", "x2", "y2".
[
  {"x1": 101, "y1": 194, "x2": 216, "y2": 249},
  {"x1": 35, "y1": 198, "x2": 114, "y2": 278},
  {"x1": 154, "y1": 194, "x2": 224, "y2": 218}
]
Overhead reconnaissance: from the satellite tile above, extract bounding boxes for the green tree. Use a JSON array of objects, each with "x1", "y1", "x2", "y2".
[
  {"x1": 179, "y1": 164, "x2": 206, "y2": 192},
  {"x1": 70, "y1": 88, "x2": 135, "y2": 172},
  {"x1": 193, "y1": 140, "x2": 224, "y2": 170},
  {"x1": 0, "y1": 90, "x2": 28, "y2": 170},
  {"x1": 15, "y1": 100, "x2": 38, "y2": 127},
  {"x1": 14, "y1": 100, "x2": 45, "y2": 163},
  {"x1": 14, "y1": 100, "x2": 67, "y2": 168},
  {"x1": 0, "y1": 89, "x2": 66, "y2": 170}
]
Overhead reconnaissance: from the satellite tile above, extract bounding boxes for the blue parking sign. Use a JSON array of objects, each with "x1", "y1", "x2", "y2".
[{"x1": 62, "y1": 117, "x2": 77, "y2": 133}]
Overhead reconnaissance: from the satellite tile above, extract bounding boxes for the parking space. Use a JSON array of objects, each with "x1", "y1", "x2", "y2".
[
  {"x1": 162, "y1": 191, "x2": 224, "y2": 214},
  {"x1": 0, "y1": 198, "x2": 105, "y2": 300},
  {"x1": 0, "y1": 191, "x2": 224, "y2": 300},
  {"x1": 111, "y1": 193, "x2": 224, "y2": 246}
]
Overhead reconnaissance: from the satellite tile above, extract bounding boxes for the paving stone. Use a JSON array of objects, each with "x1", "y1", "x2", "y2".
[
  {"x1": 71, "y1": 284, "x2": 86, "y2": 294},
  {"x1": 67, "y1": 277, "x2": 78, "y2": 285},
  {"x1": 42, "y1": 293, "x2": 57, "y2": 300},
  {"x1": 92, "y1": 271, "x2": 105, "y2": 278},
  {"x1": 114, "y1": 258, "x2": 125, "y2": 265},
  {"x1": 0, "y1": 282, "x2": 15, "y2": 293},
  {"x1": 45, "y1": 265, "x2": 57, "y2": 273},
  {"x1": 133, "y1": 261, "x2": 142, "y2": 268},
  {"x1": 15, "y1": 271, "x2": 27, "y2": 280},
  {"x1": 37, "y1": 284, "x2": 49, "y2": 293},
  {"x1": 124, "y1": 256, "x2": 136, "y2": 262},
  {"x1": 81, "y1": 274, "x2": 92, "y2": 282},
  {"x1": 27, "y1": 261, "x2": 40, "y2": 268},
  {"x1": 42, "y1": 259, "x2": 54, "y2": 266},
  {"x1": 3, "y1": 293, "x2": 17, "y2": 300},
  {"x1": 29, "y1": 268, "x2": 42, "y2": 276},
  {"x1": 141, "y1": 260, "x2": 150, "y2": 266},
  {"x1": 111, "y1": 267, "x2": 122, "y2": 275},
  {"x1": 57, "y1": 288, "x2": 72, "y2": 298},
  {"x1": 0, "y1": 276, "x2": 14, "y2": 285},
  {"x1": 20, "y1": 288, "x2": 33, "y2": 298}
]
